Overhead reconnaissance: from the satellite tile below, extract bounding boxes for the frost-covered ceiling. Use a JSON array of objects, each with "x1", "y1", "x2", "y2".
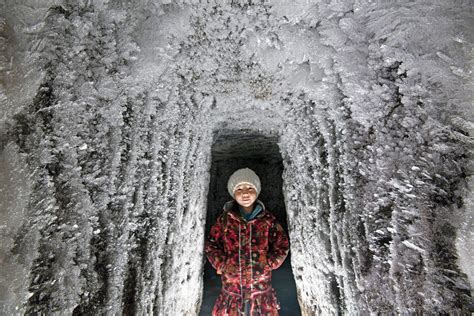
[{"x1": 212, "y1": 130, "x2": 280, "y2": 162}]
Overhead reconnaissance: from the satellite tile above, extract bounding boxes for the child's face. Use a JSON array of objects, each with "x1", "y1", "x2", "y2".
[{"x1": 234, "y1": 183, "x2": 258, "y2": 211}]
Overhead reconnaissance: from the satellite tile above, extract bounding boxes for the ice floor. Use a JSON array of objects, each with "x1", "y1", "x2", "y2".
[{"x1": 200, "y1": 253, "x2": 301, "y2": 315}]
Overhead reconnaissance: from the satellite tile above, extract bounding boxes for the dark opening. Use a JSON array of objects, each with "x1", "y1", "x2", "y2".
[{"x1": 200, "y1": 129, "x2": 301, "y2": 315}]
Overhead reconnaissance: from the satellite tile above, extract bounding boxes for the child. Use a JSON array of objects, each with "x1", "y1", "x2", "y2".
[{"x1": 205, "y1": 168, "x2": 290, "y2": 315}]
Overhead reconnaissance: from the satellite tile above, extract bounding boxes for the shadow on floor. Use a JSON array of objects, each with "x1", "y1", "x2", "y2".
[{"x1": 200, "y1": 253, "x2": 301, "y2": 315}]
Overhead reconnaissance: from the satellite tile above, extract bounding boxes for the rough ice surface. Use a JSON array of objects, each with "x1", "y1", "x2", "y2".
[{"x1": 0, "y1": 0, "x2": 473, "y2": 314}]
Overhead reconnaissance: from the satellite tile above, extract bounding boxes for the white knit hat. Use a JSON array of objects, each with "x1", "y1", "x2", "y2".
[{"x1": 227, "y1": 168, "x2": 261, "y2": 198}]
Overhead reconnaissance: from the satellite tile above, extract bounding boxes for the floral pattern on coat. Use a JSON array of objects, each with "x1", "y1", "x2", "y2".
[{"x1": 205, "y1": 200, "x2": 290, "y2": 316}]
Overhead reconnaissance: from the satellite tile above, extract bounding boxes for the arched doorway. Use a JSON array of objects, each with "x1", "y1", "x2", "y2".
[{"x1": 200, "y1": 129, "x2": 301, "y2": 315}]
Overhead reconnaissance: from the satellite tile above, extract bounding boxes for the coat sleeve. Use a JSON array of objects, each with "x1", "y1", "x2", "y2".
[
  {"x1": 205, "y1": 214, "x2": 227, "y2": 275},
  {"x1": 267, "y1": 219, "x2": 289, "y2": 270}
]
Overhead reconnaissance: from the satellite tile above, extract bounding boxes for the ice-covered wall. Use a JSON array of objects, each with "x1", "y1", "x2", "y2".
[{"x1": 0, "y1": 0, "x2": 472, "y2": 314}]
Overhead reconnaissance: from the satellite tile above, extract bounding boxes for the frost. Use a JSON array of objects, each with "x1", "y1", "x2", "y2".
[
  {"x1": 0, "y1": 0, "x2": 472, "y2": 315},
  {"x1": 402, "y1": 240, "x2": 426, "y2": 254}
]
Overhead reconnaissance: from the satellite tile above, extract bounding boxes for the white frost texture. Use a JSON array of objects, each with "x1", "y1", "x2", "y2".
[{"x1": 0, "y1": 0, "x2": 473, "y2": 315}]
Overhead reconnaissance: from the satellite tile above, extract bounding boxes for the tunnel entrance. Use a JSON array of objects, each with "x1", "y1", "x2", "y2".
[{"x1": 200, "y1": 129, "x2": 301, "y2": 315}]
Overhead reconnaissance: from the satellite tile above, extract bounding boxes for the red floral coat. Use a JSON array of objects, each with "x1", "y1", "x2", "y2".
[{"x1": 205, "y1": 200, "x2": 290, "y2": 315}]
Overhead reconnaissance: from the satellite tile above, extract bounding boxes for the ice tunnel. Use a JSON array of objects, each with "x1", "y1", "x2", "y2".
[
  {"x1": 0, "y1": 0, "x2": 473, "y2": 315},
  {"x1": 201, "y1": 129, "x2": 299, "y2": 315}
]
